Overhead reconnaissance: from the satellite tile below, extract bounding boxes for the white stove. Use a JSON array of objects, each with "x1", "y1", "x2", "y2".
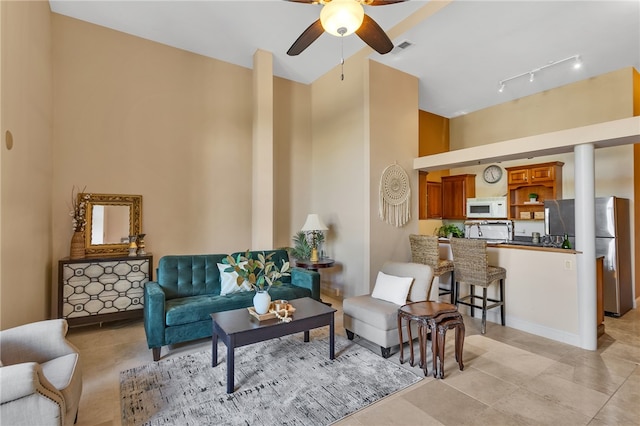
[{"x1": 464, "y1": 220, "x2": 513, "y2": 242}]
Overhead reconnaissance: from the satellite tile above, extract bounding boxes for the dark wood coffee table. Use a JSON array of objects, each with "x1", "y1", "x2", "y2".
[{"x1": 211, "y1": 297, "x2": 336, "y2": 393}]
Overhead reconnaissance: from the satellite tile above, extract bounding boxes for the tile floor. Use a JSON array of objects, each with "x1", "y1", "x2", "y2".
[{"x1": 67, "y1": 296, "x2": 640, "y2": 426}]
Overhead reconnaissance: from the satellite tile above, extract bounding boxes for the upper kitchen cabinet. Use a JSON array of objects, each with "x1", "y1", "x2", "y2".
[
  {"x1": 506, "y1": 161, "x2": 564, "y2": 220},
  {"x1": 442, "y1": 174, "x2": 476, "y2": 219},
  {"x1": 419, "y1": 172, "x2": 443, "y2": 219}
]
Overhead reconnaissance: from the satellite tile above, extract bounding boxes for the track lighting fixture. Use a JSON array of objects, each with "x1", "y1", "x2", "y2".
[
  {"x1": 497, "y1": 54, "x2": 582, "y2": 93},
  {"x1": 573, "y1": 55, "x2": 582, "y2": 69}
]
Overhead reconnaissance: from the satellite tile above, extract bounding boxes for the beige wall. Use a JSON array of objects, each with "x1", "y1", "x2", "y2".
[
  {"x1": 311, "y1": 55, "x2": 368, "y2": 298},
  {"x1": 450, "y1": 68, "x2": 635, "y2": 148},
  {"x1": 0, "y1": 1, "x2": 53, "y2": 329},
  {"x1": 368, "y1": 61, "x2": 419, "y2": 291},
  {"x1": 273, "y1": 76, "x2": 312, "y2": 249},
  {"x1": 310, "y1": 56, "x2": 420, "y2": 298},
  {"x1": 49, "y1": 15, "x2": 312, "y2": 318}
]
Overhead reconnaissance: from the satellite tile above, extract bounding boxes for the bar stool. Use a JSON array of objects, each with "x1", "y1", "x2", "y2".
[
  {"x1": 450, "y1": 238, "x2": 506, "y2": 334},
  {"x1": 409, "y1": 234, "x2": 455, "y2": 303}
]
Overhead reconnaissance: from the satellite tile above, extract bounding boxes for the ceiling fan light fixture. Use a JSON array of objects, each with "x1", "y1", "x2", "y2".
[{"x1": 320, "y1": 0, "x2": 365, "y2": 37}]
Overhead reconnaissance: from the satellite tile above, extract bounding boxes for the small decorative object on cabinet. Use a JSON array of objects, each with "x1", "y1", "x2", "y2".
[
  {"x1": 58, "y1": 254, "x2": 153, "y2": 326},
  {"x1": 136, "y1": 234, "x2": 146, "y2": 256},
  {"x1": 69, "y1": 231, "x2": 85, "y2": 259},
  {"x1": 441, "y1": 174, "x2": 476, "y2": 220},
  {"x1": 127, "y1": 235, "x2": 138, "y2": 257},
  {"x1": 505, "y1": 162, "x2": 563, "y2": 220}
]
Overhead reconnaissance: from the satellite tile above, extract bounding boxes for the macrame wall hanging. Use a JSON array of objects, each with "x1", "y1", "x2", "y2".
[{"x1": 378, "y1": 163, "x2": 411, "y2": 227}]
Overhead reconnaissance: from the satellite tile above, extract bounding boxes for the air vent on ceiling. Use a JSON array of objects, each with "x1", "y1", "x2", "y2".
[{"x1": 391, "y1": 40, "x2": 413, "y2": 54}]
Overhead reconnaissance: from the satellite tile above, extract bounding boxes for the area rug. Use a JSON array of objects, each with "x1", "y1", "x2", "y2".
[{"x1": 121, "y1": 330, "x2": 422, "y2": 426}]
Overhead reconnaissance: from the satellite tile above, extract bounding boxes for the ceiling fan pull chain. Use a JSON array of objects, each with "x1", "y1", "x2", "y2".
[{"x1": 341, "y1": 37, "x2": 345, "y2": 80}]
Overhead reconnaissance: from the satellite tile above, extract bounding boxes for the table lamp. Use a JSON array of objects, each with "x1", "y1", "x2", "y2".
[{"x1": 301, "y1": 214, "x2": 328, "y2": 262}]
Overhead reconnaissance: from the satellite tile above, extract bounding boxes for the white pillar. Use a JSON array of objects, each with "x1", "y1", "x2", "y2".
[{"x1": 574, "y1": 143, "x2": 597, "y2": 350}]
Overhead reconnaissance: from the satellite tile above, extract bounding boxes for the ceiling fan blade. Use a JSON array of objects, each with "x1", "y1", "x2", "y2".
[
  {"x1": 355, "y1": 14, "x2": 394, "y2": 54},
  {"x1": 362, "y1": 0, "x2": 407, "y2": 5},
  {"x1": 287, "y1": 19, "x2": 325, "y2": 56}
]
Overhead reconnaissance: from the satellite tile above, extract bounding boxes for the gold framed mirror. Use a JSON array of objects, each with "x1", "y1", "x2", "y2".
[{"x1": 81, "y1": 193, "x2": 142, "y2": 256}]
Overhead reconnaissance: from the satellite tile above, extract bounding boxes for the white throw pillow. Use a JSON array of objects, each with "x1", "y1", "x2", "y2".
[
  {"x1": 218, "y1": 262, "x2": 252, "y2": 295},
  {"x1": 370, "y1": 271, "x2": 414, "y2": 305}
]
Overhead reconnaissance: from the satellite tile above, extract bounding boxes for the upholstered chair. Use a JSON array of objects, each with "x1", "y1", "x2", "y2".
[
  {"x1": 343, "y1": 262, "x2": 434, "y2": 358},
  {"x1": 0, "y1": 319, "x2": 82, "y2": 426}
]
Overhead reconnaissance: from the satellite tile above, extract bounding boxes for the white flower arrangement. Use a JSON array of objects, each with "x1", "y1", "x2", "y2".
[{"x1": 69, "y1": 186, "x2": 90, "y2": 232}]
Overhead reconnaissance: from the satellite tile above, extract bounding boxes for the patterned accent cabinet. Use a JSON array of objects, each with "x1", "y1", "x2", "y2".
[{"x1": 58, "y1": 255, "x2": 153, "y2": 326}]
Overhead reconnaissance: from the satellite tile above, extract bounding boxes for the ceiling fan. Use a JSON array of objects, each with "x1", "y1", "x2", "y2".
[{"x1": 286, "y1": 0, "x2": 406, "y2": 56}]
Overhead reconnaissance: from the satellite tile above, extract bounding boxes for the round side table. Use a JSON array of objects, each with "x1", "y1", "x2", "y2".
[{"x1": 295, "y1": 258, "x2": 335, "y2": 306}]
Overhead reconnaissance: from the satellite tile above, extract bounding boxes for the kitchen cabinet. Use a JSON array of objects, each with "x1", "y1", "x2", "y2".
[
  {"x1": 426, "y1": 181, "x2": 443, "y2": 219},
  {"x1": 441, "y1": 174, "x2": 476, "y2": 219},
  {"x1": 505, "y1": 162, "x2": 563, "y2": 220},
  {"x1": 419, "y1": 172, "x2": 444, "y2": 219},
  {"x1": 58, "y1": 254, "x2": 153, "y2": 326}
]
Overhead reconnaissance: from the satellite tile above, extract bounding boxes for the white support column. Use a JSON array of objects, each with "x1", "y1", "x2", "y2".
[{"x1": 574, "y1": 143, "x2": 597, "y2": 350}]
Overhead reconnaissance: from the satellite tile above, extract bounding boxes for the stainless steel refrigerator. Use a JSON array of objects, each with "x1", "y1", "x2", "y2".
[{"x1": 544, "y1": 196, "x2": 632, "y2": 316}]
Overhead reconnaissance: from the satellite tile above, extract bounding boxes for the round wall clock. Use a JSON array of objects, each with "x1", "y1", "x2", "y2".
[{"x1": 483, "y1": 165, "x2": 503, "y2": 184}]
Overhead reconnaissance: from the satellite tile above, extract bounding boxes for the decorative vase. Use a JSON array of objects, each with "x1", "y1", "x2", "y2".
[
  {"x1": 253, "y1": 290, "x2": 271, "y2": 315},
  {"x1": 70, "y1": 231, "x2": 85, "y2": 259},
  {"x1": 128, "y1": 235, "x2": 138, "y2": 257},
  {"x1": 137, "y1": 233, "x2": 146, "y2": 256}
]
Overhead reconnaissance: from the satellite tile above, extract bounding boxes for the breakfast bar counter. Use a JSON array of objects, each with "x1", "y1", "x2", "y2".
[{"x1": 436, "y1": 240, "x2": 585, "y2": 347}]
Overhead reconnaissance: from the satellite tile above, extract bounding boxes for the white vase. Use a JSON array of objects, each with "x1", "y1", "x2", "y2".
[{"x1": 253, "y1": 290, "x2": 271, "y2": 315}]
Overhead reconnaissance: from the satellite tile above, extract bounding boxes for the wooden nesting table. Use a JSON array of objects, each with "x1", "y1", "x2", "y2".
[
  {"x1": 397, "y1": 301, "x2": 465, "y2": 379},
  {"x1": 211, "y1": 297, "x2": 336, "y2": 393}
]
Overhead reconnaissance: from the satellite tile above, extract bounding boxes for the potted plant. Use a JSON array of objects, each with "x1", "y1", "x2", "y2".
[
  {"x1": 288, "y1": 231, "x2": 312, "y2": 261},
  {"x1": 287, "y1": 230, "x2": 325, "y2": 261},
  {"x1": 223, "y1": 251, "x2": 291, "y2": 314},
  {"x1": 435, "y1": 224, "x2": 464, "y2": 239},
  {"x1": 528, "y1": 193, "x2": 539, "y2": 203}
]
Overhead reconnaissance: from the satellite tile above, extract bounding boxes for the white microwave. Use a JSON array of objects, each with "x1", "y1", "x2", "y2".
[{"x1": 466, "y1": 197, "x2": 508, "y2": 218}]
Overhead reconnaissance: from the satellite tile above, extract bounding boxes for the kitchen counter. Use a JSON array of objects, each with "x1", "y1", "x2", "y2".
[
  {"x1": 436, "y1": 239, "x2": 583, "y2": 347},
  {"x1": 439, "y1": 237, "x2": 578, "y2": 254}
]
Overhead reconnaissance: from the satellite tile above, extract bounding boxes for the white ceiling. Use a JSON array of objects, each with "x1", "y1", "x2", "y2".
[{"x1": 49, "y1": 0, "x2": 640, "y2": 118}]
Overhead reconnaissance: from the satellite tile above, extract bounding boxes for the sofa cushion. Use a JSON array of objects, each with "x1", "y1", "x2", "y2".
[
  {"x1": 371, "y1": 271, "x2": 414, "y2": 305},
  {"x1": 343, "y1": 295, "x2": 399, "y2": 331},
  {"x1": 157, "y1": 254, "x2": 227, "y2": 299},
  {"x1": 164, "y1": 284, "x2": 312, "y2": 327},
  {"x1": 218, "y1": 262, "x2": 252, "y2": 295}
]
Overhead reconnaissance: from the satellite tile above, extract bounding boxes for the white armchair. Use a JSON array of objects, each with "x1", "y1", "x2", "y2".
[
  {"x1": 0, "y1": 319, "x2": 82, "y2": 426},
  {"x1": 343, "y1": 262, "x2": 434, "y2": 358}
]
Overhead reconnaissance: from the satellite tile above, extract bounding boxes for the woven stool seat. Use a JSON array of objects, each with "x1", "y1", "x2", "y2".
[
  {"x1": 409, "y1": 234, "x2": 455, "y2": 303},
  {"x1": 451, "y1": 238, "x2": 506, "y2": 334}
]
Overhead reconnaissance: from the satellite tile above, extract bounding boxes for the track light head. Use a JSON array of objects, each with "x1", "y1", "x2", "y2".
[
  {"x1": 498, "y1": 82, "x2": 505, "y2": 93},
  {"x1": 573, "y1": 55, "x2": 582, "y2": 69},
  {"x1": 529, "y1": 72, "x2": 535, "y2": 83}
]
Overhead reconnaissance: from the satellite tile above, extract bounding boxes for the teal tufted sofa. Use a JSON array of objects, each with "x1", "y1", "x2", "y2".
[{"x1": 143, "y1": 249, "x2": 320, "y2": 361}]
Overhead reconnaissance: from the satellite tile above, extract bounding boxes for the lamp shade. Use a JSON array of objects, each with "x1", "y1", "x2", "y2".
[
  {"x1": 320, "y1": 0, "x2": 364, "y2": 37},
  {"x1": 301, "y1": 214, "x2": 328, "y2": 231}
]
